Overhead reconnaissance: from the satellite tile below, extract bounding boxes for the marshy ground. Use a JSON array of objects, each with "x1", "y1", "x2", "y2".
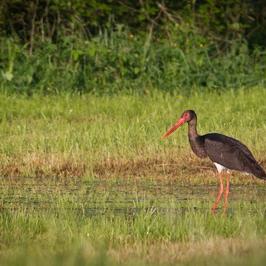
[{"x1": 0, "y1": 88, "x2": 266, "y2": 265}]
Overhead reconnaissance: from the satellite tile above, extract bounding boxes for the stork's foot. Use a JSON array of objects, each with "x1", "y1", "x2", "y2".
[
  {"x1": 211, "y1": 203, "x2": 221, "y2": 214},
  {"x1": 211, "y1": 205, "x2": 218, "y2": 214}
]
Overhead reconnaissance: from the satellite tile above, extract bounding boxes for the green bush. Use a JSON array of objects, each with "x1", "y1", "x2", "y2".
[
  {"x1": 0, "y1": 24, "x2": 265, "y2": 94},
  {"x1": 0, "y1": 1, "x2": 265, "y2": 94}
]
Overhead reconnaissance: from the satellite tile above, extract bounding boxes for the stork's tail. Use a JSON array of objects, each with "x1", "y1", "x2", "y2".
[{"x1": 253, "y1": 163, "x2": 266, "y2": 180}]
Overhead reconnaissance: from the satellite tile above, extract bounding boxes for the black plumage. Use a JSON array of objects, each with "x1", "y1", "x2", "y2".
[
  {"x1": 184, "y1": 110, "x2": 266, "y2": 179},
  {"x1": 203, "y1": 133, "x2": 266, "y2": 179},
  {"x1": 161, "y1": 109, "x2": 266, "y2": 213}
]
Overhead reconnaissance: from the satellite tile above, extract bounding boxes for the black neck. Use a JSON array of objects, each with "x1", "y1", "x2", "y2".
[
  {"x1": 187, "y1": 117, "x2": 207, "y2": 158},
  {"x1": 188, "y1": 117, "x2": 199, "y2": 139}
]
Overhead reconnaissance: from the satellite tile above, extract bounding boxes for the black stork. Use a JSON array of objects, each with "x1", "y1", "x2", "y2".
[{"x1": 161, "y1": 110, "x2": 266, "y2": 213}]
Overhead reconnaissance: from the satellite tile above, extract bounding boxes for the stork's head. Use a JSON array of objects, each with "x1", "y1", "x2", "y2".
[{"x1": 161, "y1": 110, "x2": 196, "y2": 139}]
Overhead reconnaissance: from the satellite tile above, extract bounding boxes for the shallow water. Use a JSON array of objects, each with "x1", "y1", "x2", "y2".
[{"x1": 0, "y1": 178, "x2": 265, "y2": 215}]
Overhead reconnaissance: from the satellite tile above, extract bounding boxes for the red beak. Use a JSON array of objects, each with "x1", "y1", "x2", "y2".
[{"x1": 161, "y1": 117, "x2": 186, "y2": 139}]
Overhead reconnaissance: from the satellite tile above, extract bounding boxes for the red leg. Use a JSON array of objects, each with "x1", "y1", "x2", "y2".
[
  {"x1": 211, "y1": 173, "x2": 224, "y2": 214},
  {"x1": 223, "y1": 174, "x2": 230, "y2": 213}
]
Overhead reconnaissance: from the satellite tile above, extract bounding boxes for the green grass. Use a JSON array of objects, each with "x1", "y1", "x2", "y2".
[
  {"x1": 0, "y1": 87, "x2": 266, "y2": 265},
  {"x1": 0, "y1": 179, "x2": 266, "y2": 266},
  {"x1": 0, "y1": 86, "x2": 265, "y2": 180}
]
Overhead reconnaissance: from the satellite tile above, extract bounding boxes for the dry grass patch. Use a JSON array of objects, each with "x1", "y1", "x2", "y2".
[
  {"x1": 93, "y1": 153, "x2": 213, "y2": 178},
  {"x1": 0, "y1": 153, "x2": 86, "y2": 179},
  {"x1": 93, "y1": 153, "x2": 266, "y2": 185},
  {"x1": 0, "y1": 150, "x2": 265, "y2": 184}
]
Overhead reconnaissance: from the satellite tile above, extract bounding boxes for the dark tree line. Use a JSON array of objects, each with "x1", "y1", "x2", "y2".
[{"x1": 0, "y1": 0, "x2": 266, "y2": 49}]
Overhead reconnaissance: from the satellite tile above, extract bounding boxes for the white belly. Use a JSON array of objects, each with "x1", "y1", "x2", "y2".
[
  {"x1": 213, "y1": 162, "x2": 252, "y2": 176},
  {"x1": 213, "y1": 162, "x2": 228, "y2": 173}
]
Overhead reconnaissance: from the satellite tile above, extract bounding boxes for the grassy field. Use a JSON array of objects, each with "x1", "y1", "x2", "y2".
[{"x1": 0, "y1": 87, "x2": 266, "y2": 265}]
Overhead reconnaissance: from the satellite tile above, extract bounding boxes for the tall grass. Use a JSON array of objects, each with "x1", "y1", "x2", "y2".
[
  {"x1": 1, "y1": 25, "x2": 266, "y2": 94},
  {"x1": 0, "y1": 87, "x2": 265, "y2": 182}
]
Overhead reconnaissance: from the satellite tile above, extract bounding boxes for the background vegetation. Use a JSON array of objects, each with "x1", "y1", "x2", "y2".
[{"x1": 0, "y1": 0, "x2": 266, "y2": 94}]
